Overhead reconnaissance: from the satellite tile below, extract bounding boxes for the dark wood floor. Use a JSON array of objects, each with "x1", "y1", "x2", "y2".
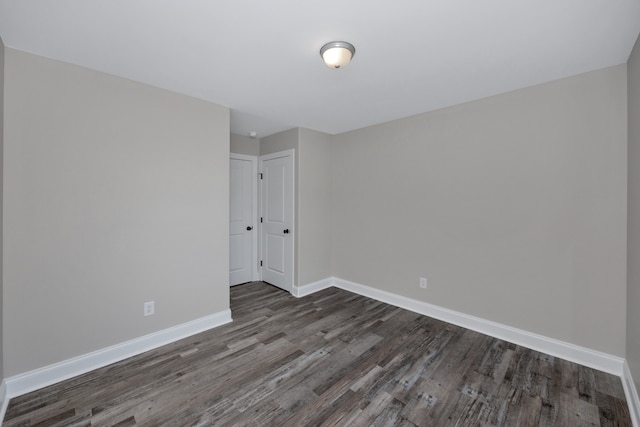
[{"x1": 4, "y1": 282, "x2": 632, "y2": 426}]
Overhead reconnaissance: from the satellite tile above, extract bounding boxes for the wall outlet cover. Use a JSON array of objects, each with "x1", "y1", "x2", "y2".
[{"x1": 144, "y1": 301, "x2": 155, "y2": 316}]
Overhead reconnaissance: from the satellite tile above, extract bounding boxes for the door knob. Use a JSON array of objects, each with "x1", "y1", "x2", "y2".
[
  {"x1": 283, "y1": 229, "x2": 289, "y2": 234},
  {"x1": 246, "y1": 226, "x2": 253, "y2": 231}
]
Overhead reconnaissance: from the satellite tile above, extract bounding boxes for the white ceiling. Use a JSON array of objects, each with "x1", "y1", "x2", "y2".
[{"x1": 1, "y1": 1, "x2": 639, "y2": 138}]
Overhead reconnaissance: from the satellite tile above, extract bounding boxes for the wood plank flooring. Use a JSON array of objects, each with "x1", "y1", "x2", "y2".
[{"x1": 4, "y1": 282, "x2": 632, "y2": 426}]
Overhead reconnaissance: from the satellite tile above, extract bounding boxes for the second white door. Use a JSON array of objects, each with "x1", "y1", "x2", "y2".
[{"x1": 260, "y1": 150, "x2": 294, "y2": 292}]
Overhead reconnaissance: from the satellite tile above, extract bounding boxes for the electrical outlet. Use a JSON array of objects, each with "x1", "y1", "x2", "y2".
[
  {"x1": 419, "y1": 277, "x2": 428, "y2": 289},
  {"x1": 144, "y1": 301, "x2": 155, "y2": 316}
]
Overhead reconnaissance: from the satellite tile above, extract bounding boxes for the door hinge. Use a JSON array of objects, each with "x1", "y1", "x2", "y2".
[
  {"x1": 260, "y1": 217, "x2": 263, "y2": 223},
  {"x1": 260, "y1": 260, "x2": 263, "y2": 267},
  {"x1": 259, "y1": 173, "x2": 263, "y2": 180}
]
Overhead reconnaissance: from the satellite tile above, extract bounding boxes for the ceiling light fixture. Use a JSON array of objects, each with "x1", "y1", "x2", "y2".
[{"x1": 320, "y1": 41, "x2": 356, "y2": 69}]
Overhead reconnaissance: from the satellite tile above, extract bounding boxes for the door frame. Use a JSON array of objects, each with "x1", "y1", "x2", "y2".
[
  {"x1": 230, "y1": 153, "x2": 260, "y2": 283},
  {"x1": 259, "y1": 149, "x2": 295, "y2": 292}
]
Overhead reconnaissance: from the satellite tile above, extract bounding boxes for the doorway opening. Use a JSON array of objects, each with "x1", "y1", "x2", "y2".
[{"x1": 229, "y1": 149, "x2": 294, "y2": 292}]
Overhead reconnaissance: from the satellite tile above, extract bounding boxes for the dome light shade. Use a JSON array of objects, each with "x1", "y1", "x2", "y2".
[{"x1": 320, "y1": 41, "x2": 355, "y2": 69}]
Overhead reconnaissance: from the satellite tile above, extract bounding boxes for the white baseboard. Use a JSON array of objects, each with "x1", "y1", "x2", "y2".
[
  {"x1": 297, "y1": 277, "x2": 636, "y2": 415},
  {"x1": 623, "y1": 361, "x2": 640, "y2": 427},
  {"x1": 2, "y1": 309, "x2": 232, "y2": 409},
  {"x1": 293, "y1": 277, "x2": 625, "y2": 377},
  {"x1": 3, "y1": 279, "x2": 635, "y2": 424},
  {"x1": 292, "y1": 277, "x2": 334, "y2": 298},
  {"x1": 331, "y1": 277, "x2": 624, "y2": 375}
]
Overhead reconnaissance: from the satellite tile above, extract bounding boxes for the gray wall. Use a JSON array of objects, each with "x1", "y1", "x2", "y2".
[
  {"x1": 3, "y1": 49, "x2": 230, "y2": 376},
  {"x1": 332, "y1": 65, "x2": 628, "y2": 356},
  {"x1": 0, "y1": 37, "x2": 4, "y2": 380},
  {"x1": 230, "y1": 133, "x2": 259, "y2": 156},
  {"x1": 260, "y1": 128, "x2": 298, "y2": 156},
  {"x1": 0, "y1": 41, "x2": 633, "y2": 383},
  {"x1": 297, "y1": 128, "x2": 332, "y2": 285},
  {"x1": 628, "y1": 34, "x2": 640, "y2": 389}
]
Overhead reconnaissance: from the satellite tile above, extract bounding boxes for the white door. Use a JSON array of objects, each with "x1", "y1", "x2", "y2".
[
  {"x1": 230, "y1": 154, "x2": 257, "y2": 286},
  {"x1": 260, "y1": 150, "x2": 294, "y2": 292}
]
